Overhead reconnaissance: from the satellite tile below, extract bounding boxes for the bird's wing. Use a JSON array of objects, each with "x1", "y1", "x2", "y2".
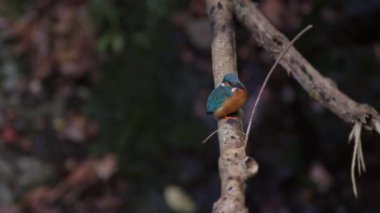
[{"x1": 206, "y1": 86, "x2": 233, "y2": 113}]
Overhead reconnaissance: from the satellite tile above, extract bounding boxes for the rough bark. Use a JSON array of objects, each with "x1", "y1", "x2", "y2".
[
  {"x1": 233, "y1": 0, "x2": 380, "y2": 133},
  {"x1": 206, "y1": 0, "x2": 258, "y2": 212},
  {"x1": 205, "y1": 0, "x2": 380, "y2": 212}
]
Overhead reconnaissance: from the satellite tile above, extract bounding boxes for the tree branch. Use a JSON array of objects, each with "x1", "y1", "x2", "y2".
[
  {"x1": 233, "y1": 0, "x2": 380, "y2": 133},
  {"x1": 206, "y1": 0, "x2": 258, "y2": 212},
  {"x1": 206, "y1": 0, "x2": 380, "y2": 210}
]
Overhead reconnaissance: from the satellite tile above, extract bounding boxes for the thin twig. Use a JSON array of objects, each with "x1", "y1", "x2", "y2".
[
  {"x1": 244, "y1": 25, "x2": 313, "y2": 144},
  {"x1": 202, "y1": 129, "x2": 219, "y2": 144},
  {"x1": 234, "y1": 0, "x2": 380, "y2": 133}
]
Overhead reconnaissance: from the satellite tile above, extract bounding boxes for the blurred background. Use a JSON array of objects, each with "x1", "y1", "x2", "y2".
[{"x1": 0, "y1": 0, "x2": 379, "y2": 212}]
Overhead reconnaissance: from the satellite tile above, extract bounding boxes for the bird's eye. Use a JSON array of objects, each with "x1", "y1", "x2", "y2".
[{"x1": 221, "y1": 83, "x2": 226, "y2": 86}]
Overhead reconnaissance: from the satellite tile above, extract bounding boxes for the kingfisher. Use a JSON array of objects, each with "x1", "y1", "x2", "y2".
[{"x1": 206, "y1": 73, "x2": 248, "y2": 119}]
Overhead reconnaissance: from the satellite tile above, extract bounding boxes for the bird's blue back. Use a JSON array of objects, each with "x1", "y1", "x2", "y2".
[{"x1": 206, "y1": 85, "x2": 233, "y2": 113}]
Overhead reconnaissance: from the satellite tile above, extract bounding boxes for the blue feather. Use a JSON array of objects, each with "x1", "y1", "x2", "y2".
[{"x1": 206, "y1": 85, "x2": 233, "y2": 113}]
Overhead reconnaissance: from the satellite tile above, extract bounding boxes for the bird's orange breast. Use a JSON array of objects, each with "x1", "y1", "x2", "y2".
[{"x1": 213, "y1": 88, "x2": 247, "y2": 119}]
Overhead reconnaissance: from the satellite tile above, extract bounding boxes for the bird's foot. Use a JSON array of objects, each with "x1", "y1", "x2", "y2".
[{"x1": 223, "y1": 115, "x2": 239, "y2": 120}]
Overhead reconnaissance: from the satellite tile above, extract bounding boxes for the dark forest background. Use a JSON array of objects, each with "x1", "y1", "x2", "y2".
[{"x1": 0, "y1": 0, "x2": 379, "y2": 212}]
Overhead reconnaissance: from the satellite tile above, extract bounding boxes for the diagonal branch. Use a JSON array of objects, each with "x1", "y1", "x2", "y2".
[
  {"x1": 233, "y1": 0, "x2": 380, "y2": 134},
  {"x1": 205, "y1": 0, "x2": 380, "y2": 210},
  {"x1": 206, "y1": 0, "x2": 258, "y2": 212}
]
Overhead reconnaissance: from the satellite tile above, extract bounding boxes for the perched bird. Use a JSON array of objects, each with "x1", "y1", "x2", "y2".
[{"x1": 206, "y1": 73, "x2": 247, "y2": 119}]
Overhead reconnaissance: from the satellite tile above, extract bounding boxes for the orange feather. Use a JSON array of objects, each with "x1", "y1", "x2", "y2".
[{"x1": 213, "y1": 88, "x2": 247, "y2": 119}]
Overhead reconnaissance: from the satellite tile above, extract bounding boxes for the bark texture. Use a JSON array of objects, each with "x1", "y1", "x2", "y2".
[
  {"x1": 206, "y1": 0, "x2": 258, "y2": 212},
  {"x1": 205, "y1": 0, "x2": 380, "y2": 212},
  {"x1": 233, "y1": 0, "x2": 380, "y2": 132}
]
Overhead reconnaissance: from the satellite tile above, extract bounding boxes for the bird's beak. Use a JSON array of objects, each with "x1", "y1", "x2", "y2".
[{"x1": 237, "y1": 82, "x2": 245, "y2": 89}]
